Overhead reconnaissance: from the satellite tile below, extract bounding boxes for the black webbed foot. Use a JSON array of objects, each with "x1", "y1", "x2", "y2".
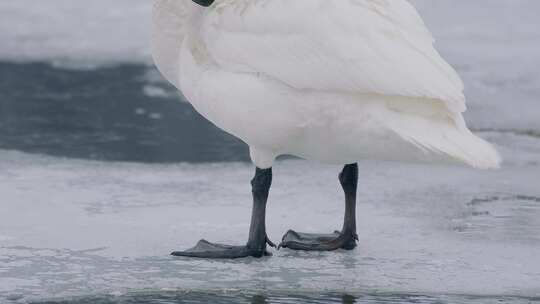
[
  {"x1": 192, "y1": 0, "x2": 215, "y2": 7},
  {"x1": 172, "y1": 167, "x2": 274, "y2": 259},
  {"x1": 278, "y1": 164, "x2": 360, "y2": 252},
  {"x1": 172, "y1": 236, "x2": 276, "y2": 259},
  {"x1": 278, "y1": 229, "x2": 358, "y2": 251}
]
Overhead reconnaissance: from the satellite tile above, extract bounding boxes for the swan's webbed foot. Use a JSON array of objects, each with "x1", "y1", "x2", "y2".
[
  {"x1": 278, "y1": 229, "x2": 358, "y2": 251},
  {"x1": 192, "y1": 0, "x2": 215, "y2": 7},
  {"x1": 172, "y1": 167, "x2": 274, "y2": 259},
  {"x1": 279, "y1": 164, "x2": 359, "y2": 252},
  {"x1": 172, "y1": 236, "x2": 276, "y2": 259}
]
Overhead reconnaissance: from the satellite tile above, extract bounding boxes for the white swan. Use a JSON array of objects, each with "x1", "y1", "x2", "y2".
[{"x1": 152, "y1": 0, "x2": 501, "y2": 259}]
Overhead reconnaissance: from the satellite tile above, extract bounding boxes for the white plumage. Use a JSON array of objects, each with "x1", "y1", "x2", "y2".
[{"x1": 152, "y1": 0, "x2": 501, "y2": 169}]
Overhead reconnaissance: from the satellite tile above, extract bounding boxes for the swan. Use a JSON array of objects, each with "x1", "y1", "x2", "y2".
[{"x1": 152, "y1": 0, "x2": 501, "y2": 258}]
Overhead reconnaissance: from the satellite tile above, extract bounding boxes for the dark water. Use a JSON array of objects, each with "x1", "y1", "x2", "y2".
[
  {"x1": 29, "y1": 291, "x2": 540, "y2": 304},
  {"x1": 0, "y1": 61, "x2": 249, "y2": 163}
]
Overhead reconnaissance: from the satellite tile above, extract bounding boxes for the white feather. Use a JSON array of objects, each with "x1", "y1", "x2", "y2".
[
  {"x1": 151, "y1": 0, "x2": 192, "y2": 88},
  {"x1": 203, "y1": 0, "x2": 465, "y2": 113},
  {"x1": 152, "y1": 0, "x2": 501, "y2": 169}
]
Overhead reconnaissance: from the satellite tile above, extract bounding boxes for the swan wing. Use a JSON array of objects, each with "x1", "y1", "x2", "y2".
[{"x1": 203, "y1": 0, "x2": 466, "y2": 113}]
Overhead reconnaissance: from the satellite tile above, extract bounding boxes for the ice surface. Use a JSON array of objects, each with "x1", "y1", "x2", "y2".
[{"x1": 1, "y1": 129, "x2": 539, "y2": 302}]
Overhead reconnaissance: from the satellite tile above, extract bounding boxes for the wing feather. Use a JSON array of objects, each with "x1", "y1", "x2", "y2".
[{"x1": 202, "y1": 0, "x2": 466, "y2": 113}]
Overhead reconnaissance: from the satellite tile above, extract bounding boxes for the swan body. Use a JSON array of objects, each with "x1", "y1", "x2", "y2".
[{"x1": 152, "y1": 0, "x2": 501, "y2": 169}]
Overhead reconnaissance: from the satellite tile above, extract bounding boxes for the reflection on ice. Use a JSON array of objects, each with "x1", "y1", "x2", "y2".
[{"x1": 1, "y1": 130, "x2": 539, "y2": 302}]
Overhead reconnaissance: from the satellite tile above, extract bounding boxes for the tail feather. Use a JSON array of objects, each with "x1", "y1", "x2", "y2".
[{"x1": 384, "y1": 109, "x2": 501, "y2": 169}]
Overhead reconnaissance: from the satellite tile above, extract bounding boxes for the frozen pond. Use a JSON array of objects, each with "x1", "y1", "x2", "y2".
[{"x1": 1, "y1": 131, "x2": 539, "y2": 302}]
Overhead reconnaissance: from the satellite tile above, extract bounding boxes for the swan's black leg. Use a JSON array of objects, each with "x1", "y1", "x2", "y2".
[
  {"x1": 172, "y1": 167, "x2": 275, "y2": 259},
  {"x1": 279, "y1": 163, "x2": 358, "y2": 251}
]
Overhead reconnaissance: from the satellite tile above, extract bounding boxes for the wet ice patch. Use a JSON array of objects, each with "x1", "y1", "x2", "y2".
[{"x1": 458, "y1": 194, "x2": 540, "y2": 243}]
